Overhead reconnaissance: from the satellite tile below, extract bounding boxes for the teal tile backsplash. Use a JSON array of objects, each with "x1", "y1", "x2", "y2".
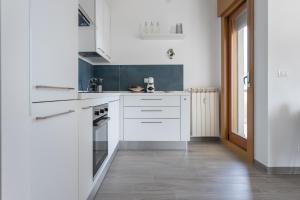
[{"x1": 79, "y1": 59, "x2": 184, "y2": 91}]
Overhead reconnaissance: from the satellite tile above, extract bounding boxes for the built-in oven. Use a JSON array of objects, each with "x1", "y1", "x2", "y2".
[{"x1": 93, "y1": 104, "x2": 109, "y2": 177}]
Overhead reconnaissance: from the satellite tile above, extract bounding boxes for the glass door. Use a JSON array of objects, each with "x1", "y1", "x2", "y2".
[{"x1": 229, "y1": 3, "x2": 249, "y2": 150}]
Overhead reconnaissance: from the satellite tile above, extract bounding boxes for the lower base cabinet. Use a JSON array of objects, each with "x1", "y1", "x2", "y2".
[
  {"x1": 78, "y1": 98, "x2": 120, "y2": 200},
  {"x1": 31, "y1": 101, "x2": 78, "y2": 200},
  {"x1": 121, "y1": 95, "x2": 190, "y2": 142},
  {"x1": 78, "y1": 103, "x2": 93, "y2": 200},
  {"x1": 124, "y1": 119, "x2": 181, "y2": 141},
  {"x1": 108, "y1": 100, "x2": 120, "y2": 156}
]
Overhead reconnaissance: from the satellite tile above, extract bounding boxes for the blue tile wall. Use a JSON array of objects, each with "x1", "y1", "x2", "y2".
[
  {"x1": 94, "y1": 65, "x2": 120, "y2": 91},
  {"x1": 78, "y1": 59, "x2": 184, "y2": 91},
  {"x1": 119, "y1": 65, "x2": 183, "y2": 91},
  {"x1": 78, "y1": 59, "x2": 94, "y2": 91}
]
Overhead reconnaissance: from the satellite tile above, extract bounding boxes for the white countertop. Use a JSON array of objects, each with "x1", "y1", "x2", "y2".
[{"x1": 78, "y1": 91, "x2": 190, "y2": 100}]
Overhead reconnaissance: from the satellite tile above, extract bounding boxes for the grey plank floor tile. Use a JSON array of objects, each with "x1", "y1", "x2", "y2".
[{"x1": 95, "y1": 142, "x2": 300, "y2": 200}]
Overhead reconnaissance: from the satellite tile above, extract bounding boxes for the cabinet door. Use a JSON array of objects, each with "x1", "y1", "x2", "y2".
[
  {"x1": 108, "y1": 100, "x2": 120, "y2": 155},
  {"x1": 30, "y1": 0, "x2": 78, "y2": 102},
  {"x1": 103, "y1": 0, "x2": 111, "y2": 58},
  {"x1": 31, "y1": 101, "x2": 78, "y2": 200},
  {"x1": 96, "y1": 0, "x2": 105, "y2": 53},
  {"x1": 78, "y1": 104, "x2": 93, "y2": 200}
]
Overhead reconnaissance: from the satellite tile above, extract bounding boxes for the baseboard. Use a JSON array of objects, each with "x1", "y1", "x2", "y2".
[
  {"x1": 119, "y1": 141, "x2": 187, "y2": 150},
  {"x1": 87, "y1": 142, "x2": 119, "y2": 200},
  {"x1": 254, "y1": 160, "x2": 300, "y2": 175},
  {"x1": 254, "y1": 160, "x2": 268, "y2": 172}
]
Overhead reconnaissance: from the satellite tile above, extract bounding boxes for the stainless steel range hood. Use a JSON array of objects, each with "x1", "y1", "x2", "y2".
[{"x1": 78, "y1": 5, "x2": 91, "y2": 27}]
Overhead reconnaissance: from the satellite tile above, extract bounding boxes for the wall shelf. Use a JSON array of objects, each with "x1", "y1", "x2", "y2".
[{"x1": 140, "y1": 33, "x2": 185, "y2": 40}]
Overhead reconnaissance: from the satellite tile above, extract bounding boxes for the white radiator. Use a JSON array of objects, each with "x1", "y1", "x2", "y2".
[{"x1": 190, "y1": 88, "x2": 220, "y2": 137}]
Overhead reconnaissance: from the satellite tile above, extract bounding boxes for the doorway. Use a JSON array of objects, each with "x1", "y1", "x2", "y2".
[
  {"x1": 228, "y1": 3, "x2": 248, "y2": 150},
  {"x1": 219, "y1": 0, "x2": 254, "y2": 162}
]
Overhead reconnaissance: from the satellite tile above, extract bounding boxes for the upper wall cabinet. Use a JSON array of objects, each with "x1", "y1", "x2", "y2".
[
  {"x1": 79, "y1": 0, "x2": 112, "y2": 64},
  {"x1": 30, "y1": 0, "x2": 78, "y2": 102},
  {"x1": 96, "y1": 0, "x2": 112, "y2": 60}
]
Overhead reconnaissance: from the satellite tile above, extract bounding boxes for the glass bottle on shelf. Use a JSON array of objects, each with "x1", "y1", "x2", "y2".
[
  {"x1": 155, "y1": 22, "x2": 160, "y2": 34},
  {"x1": 150, "y1": 21, "x2": 154, "y2": 33}
]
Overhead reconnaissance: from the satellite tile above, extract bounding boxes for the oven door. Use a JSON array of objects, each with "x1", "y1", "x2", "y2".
[{"x1": 93, "y1": 117, "x2": 110, "y2": 177}]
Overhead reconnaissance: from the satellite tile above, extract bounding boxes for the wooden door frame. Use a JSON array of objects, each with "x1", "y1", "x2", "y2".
[{"x1": 219, "y1": 0, "x2": 254, "y2": 163}]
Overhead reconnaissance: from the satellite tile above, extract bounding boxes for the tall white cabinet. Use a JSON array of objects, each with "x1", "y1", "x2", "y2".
[
  {"x1": 29, "y1": 0, "x2": 79, "y2": 200},
  {"x1": 30, "y1": 0, "x2": 78, "y2": 102},
  {"x1": 31, "y1": 101, "x2": 79, "y2": 200}
]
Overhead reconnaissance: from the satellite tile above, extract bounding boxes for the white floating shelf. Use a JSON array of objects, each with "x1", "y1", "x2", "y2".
[{"x1": 140, "y1": 33, "x2": 185, "y2": 40}]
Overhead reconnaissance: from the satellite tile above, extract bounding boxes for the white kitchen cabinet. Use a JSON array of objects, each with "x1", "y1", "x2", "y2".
[
  {"x1": 103, "y1": 0, "x2": 111, "y2": 58},
  {"x1": 124, "y1": 107, "x2": 180, "y2": 119},
  {"x1": 96, "y1": 0, "x2": 111, "y2": 60},
  {"x1": 124, "y1": 96, "x2": 180, "y2": 107},
  {"x1": 31, "y1": 101, "x2": 78, "y2": 200},
  {"x1": 121, "y1": 94, "x2": 190, "y2": 142},
  {"x1": 181, "y1": 96, "x2": 191, "y2": 141},
  {"x1": 78, "y1": 103, "x2": 93, "y2": 200},
  {"x1": 108, "y1": 99, "x2": 120, "y2": 156},
  {"x1": 124, "y1": 119, "x2": 181, "y2": 141},
  {"x1": 30, "y1": 0, "x2": 78, "y2": 102}
]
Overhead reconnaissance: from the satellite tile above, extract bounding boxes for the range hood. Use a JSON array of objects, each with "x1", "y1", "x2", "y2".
[
  {"x1": 78, "y1": 5, "x2": 110, "y2": 64},
  {"x1": 78, "y1": 6, "x2": 91, "y2": 27}
]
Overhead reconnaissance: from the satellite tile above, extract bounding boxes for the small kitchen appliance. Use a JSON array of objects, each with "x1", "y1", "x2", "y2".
[{"x1": 146, "y1": 77, "x2": 155, "y2": 93}]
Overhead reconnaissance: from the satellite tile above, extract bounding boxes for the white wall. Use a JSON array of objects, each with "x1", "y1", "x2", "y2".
[
  {"x1": 268, "y1": 0, "x2": 300, "y2": 167},
  {"x1": 254, "y1": 0, "x2": 300, "y2": 168},
  {"x1": 1, "y1": 0, "x2": 31, "y2": 199},
  {"x1": 110, "y1": 0, "x2": 220, "y2": 89},
  {"x1": 254, "y1": 0, "x2": 269, "y2": 166}
]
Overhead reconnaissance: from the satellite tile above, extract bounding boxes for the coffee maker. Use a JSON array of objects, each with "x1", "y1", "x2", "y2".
[{"x1": 145, "y1": 77, "x2": 155, "y2": 93}]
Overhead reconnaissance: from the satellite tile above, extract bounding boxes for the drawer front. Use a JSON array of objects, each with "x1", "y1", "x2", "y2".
[
  {"x1": 124, "y1": 107, "x2": 180, "y2": 119},
  {"x1": 124, "y1": 119, "x2": 181, "y2": 141},
  {"x1": 124, "y1": 96, "x2": 180, "y2": 107}
]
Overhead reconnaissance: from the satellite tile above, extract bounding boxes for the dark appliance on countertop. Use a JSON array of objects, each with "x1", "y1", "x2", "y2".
[{"x1": 93, "y1": 104, "x2": 109, "y2": 177}]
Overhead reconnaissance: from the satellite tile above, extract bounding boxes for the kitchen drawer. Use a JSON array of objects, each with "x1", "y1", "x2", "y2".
[
  {"x1": 124, "y1": 95, "x2": 180, "y2": 107},
  {"x1": 124, "y1": 119, "x2": 181, "y2": 141},
  {"x1": 124, "y1": 107, "x2": 180, "y2": 119}
]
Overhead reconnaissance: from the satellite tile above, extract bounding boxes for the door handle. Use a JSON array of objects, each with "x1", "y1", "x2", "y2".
[
  {"x1": 82, "y1": 106, "x2": 92, "y2": 110},
  {"x1": 141, "y1": 121, "x2": 163, "y2": 124},
  {"x1": 35, "y1": 85, "x2": 75, "y2": 90},
  {"x1": 35, "y1": 110, "x2": 75, "y2": 121},
  {"x1": 141, "y1": 110, "x2": 163, "y2": 112}
]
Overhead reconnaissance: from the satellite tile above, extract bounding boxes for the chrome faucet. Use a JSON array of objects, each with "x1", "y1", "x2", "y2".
[{"x1": 87, "y1": 78, "x2": 98, "y2": 92}]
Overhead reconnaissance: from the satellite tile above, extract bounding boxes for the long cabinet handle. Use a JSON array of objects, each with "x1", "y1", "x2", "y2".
[
  {"x1": 35, "y1": 85, "x2": 75, "y2": 90},
  {"x1": 35, "y1": 110, "x2": 75, "y2": 121},
  {"x1": 140, "y1": 98, "x2": 163, "y2": 101},
  {"x1": 82, "y1": 106, "x2": 92, "y2": 110},
  {"x1": 141, "y1": 121, "x2": 163, "y2": 124},
  {"x1": 141, "y1": 110, "x2": 163, "y2": 112}
]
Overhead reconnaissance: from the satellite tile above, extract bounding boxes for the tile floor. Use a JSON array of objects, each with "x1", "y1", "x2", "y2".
[{"x1": 95, "y1": 142, "x2": 300, "y2": 200}]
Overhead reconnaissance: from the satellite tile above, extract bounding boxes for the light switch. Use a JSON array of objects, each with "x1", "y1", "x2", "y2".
[{"x1": 277, "y1": 70, "x2": 288, "y2": 78}]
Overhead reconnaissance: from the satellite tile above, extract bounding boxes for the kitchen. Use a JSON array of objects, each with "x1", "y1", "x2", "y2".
[
  {"x1": 2, "y1": 0, "x2": 219, "y2": 199},
  {"x1": 4, "y1": 0, "x2": 300, "y2": 200}
]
